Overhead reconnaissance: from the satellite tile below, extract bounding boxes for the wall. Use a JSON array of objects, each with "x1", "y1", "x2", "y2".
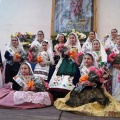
[
  {"x1": 0, "y1": 0, "x2": 52, "y2": 58},
  {"x1": 1, "y1": 0, "x2": 120, "y2": 58},
  {"x1": 97, "y1": 0, "x2": 120, "y2": 40}
]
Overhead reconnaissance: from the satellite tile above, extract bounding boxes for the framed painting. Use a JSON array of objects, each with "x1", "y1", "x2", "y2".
[{"x1": 51, "y1": 0, "x2": 97, "y2": 35}]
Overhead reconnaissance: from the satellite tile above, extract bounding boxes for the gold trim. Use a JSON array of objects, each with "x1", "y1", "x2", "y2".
[{"x1": 51, "y1": 0, "x2": 55, "y2": 36}]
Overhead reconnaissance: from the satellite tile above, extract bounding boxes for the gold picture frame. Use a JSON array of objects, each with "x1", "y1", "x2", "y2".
[{"x1": 51, "y1": 0, "x2": 97, "y2": 35}]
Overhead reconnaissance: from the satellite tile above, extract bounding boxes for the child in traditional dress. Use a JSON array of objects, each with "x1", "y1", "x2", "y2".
[
  {"x1": 0, "y1": 62, "x2": 53, "y2": 109},
  {"x1": 34, "y1": 40, "x2": 54, "y2": 83}
]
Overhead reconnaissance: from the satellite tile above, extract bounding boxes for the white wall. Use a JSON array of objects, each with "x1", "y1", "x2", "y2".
[
  {"x1": 1, "y1": 0, "x2": 120, "y2": 58},
  {"x1": 0, "y1": 0, "x2": 52, "y2": 57},
  {"x1": 97, "y1": 0, "x2": 120, "y2": 40}
]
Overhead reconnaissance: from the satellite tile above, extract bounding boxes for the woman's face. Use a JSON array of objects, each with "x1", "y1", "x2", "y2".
[
  {"x1": 42, "y1": 42, "x2": 48, "y2": 51},
  {"x1": 11, "y1": 37, "x2": 19, "y2": 48},
  {"x1": 92, "y1": 40, "x2": 100, "y2": 51},
  {"x1": 89, "y1": 32, "x2": 96, "y2": 41},
  {"x1": 111, "y1": 29, "x2": 118, "y2": 39},
  {"x1": 69, "y1": 34, "x2": 76, "y2": 45},
  {"x1": 37, "y1": 31, "x2": 44, "y2": 41},
  {"x1": 116, "y1": 36, "x2": 120, "y2": 46},
  {"x1": 20, "y1": 64, "x2": 30, "y2": 76},
  {"x1": 58, "y1": 34, "x2": 65, "y2": 43},
  {"x1": 84, "y1": 55, "x2": 94, "y2": 67}
]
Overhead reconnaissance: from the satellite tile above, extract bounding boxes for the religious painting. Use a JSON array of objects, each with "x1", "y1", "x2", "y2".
[{"x1": 51, "y1": 0, "x2": 97, "y2": 34}]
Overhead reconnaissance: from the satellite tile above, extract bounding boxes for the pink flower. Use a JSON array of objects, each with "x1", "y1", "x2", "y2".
[
  {"x1": 77, "y1": 52, "x2": 83, "y2": 57},
  {"x1": 27, "y1": 51, "x2": 33, "y2": 62},
  {"x1": 95, "y1": 69, "x2": 102, "y2": 77},
  {"x1": 99, "y1": 68, "x2": 104, "y2": 75},
  {"x1": 89, "y1": 66, "x2": 96, "y2": 71},
  {"x1": 99, "y1": 78, "x2": 104, "y2": 83},
  {"x1": 118, "y1": 74, "x2": 120, "y2": 83}
]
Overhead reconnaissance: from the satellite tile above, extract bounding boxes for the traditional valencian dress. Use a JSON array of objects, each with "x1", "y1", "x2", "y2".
[
  {"x1": 4, "y1": 38, "x2": 25, "y2": 90},
  {"x1": 49, "y1": 32, "x2": 81, "y2": 92},
  {"x1": 91, "y1": 39, "x2": 112, "y2": 94},
  {"x1": 81, "y1": 33, "x2": 97, "y2": 53},
  {"x1": 104, "y1": 36, "x2": 116, "y2": 50},
  {"x1": 54, "y1": 64, "x2": 120, "y2": 117},
  {"x1": 34, "y1": 50, "x2": 54, "y2": 82},
  {"x1": 111, "y1": 44, "x2": 120, "y2": 101},
  {"x1": 0, "y1": 62, "x2": 53, "y2": 109}
]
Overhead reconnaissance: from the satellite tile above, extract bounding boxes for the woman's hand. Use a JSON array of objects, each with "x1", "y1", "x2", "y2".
[
  {"x1": 39, "y1": 62, "x2": 46, "y2": 67},
  {"x1": 81, "y1": 81, "x2": 95, "y2": 86},
  {"x1": 23, "y1": 87, "x2": 30, "y2": 91},
  {"x1": 13, "y1": 57, "x2": 21, "y2": 63},
  {"x1": 30, "y1": 86, "x2": 36, "y2": 91},
  {"x1": 64, "y1": 50, "x2": 70, "y2": 56}
]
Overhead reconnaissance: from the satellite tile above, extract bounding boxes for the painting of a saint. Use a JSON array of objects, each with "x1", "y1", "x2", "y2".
[{"x1": 54, "y1": 0, "x2": 94, "y2": 33}]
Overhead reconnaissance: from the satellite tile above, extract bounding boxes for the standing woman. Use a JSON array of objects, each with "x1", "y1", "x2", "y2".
[
  {"x1": 31, "y1": 30, "x2": 45, "y2": 51},
  {"x1": 54, "y1": 33, "x2": 67, "y2": 65},
  {"x1": 4, "y1": 36, "x2": 25, "y2": 90},
  {"x1": 49, "y1": 32, "x2": 81, "y2": 99},
  {"x1": 104, "y1": 28, "x2": 118, "y2": 50},
  {"x1": 82, "y1": 31, "x2": 97, "y2": 53}
]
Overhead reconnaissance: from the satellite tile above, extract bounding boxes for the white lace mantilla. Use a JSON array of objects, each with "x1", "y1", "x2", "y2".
[{"x1": 13, "y1": 91, "x2": 51, "y2": 105}]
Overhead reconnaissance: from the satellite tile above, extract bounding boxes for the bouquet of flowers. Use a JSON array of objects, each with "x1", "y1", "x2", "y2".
[
  {"x1": 75, "y1": 52, "x2": 84, "y2": 65},
  {"x1": 7, "y1": 50, "x2": 27, "y2": 65},
  {"x1": 107, "y1": 51, "x2": 120, "y2": 64},
  {"x1": 79, "y1": 66, "x2": 104, "y2": 83},
  {"x1": 75, "y1": 66, "x2": 104, "y2": 93},
  {"x1": 37, "y1": 56, "x2": 43, "y2": 63},
  {"x1": 34, "y1": 78, "x2": 47, "y2": 92},
  {"x1": 27, "y1": 46, "x2": 39, "y2": 62},
  {"x1": 57, "y1": 44, "x2": 68, "y2": 53},
  {"x1": 69, "y1": 48, "x2": 78, "y2": 60}
]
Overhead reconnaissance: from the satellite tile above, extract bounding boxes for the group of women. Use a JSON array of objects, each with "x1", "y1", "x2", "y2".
[{"x1": 0, "y1": 29, "x2": 120, "y2": 117}]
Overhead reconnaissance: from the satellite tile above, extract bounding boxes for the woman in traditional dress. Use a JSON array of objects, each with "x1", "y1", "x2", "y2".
[
  {"x1": 34, "y1": 40, "x2": 54, "y2": 83},
  {"x1": 104, "y1": 28, "x2": 118, "y2": 50},
  {"x1": 0, "y1": 62, "x2": 53, "y2": 109},
  {"x1": 4, "y1": 35, "x2": 25, "y2": 90},
  {"x1": 49, "y1": 32, "x2": 81, "y2": 100},
  {"x1": 54, "y1": 53, "x2": 120, "y2": 117},
  {"x1": 111, "y1": 35, "x2": 120, "y2": 101},
  {"x1": 31, "y1": 30, "x2": 45, "y2": 50},
  {"x1": 53, "y1": 33, "x2": 67, "y2": 65},
  {"x1": 82, "y1": 31, "x2": 97, "y2": 53},
  {"x1": 92, "y1": 39, "x2": 111, "y2": 94}
]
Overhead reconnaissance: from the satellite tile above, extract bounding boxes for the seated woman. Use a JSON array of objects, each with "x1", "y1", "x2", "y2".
[
  {"x1": 53, "y1": 33, "x2": 67, "y2": 65},
  {"x1": 0, "y1": 62, "x2": 53, "y2": 109},
  {"x1": 49, "y1": 32, "x2": 81, "y2": 100},
  {"x1": 4, "y1": 35, "x2": 25, "y2": 90},
  {"x1": 34, "y1": 40, "x2": 54, "y2": 83},
  {"x1": 54, "y1": 53, "x2": 120, "y2": 117}
]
